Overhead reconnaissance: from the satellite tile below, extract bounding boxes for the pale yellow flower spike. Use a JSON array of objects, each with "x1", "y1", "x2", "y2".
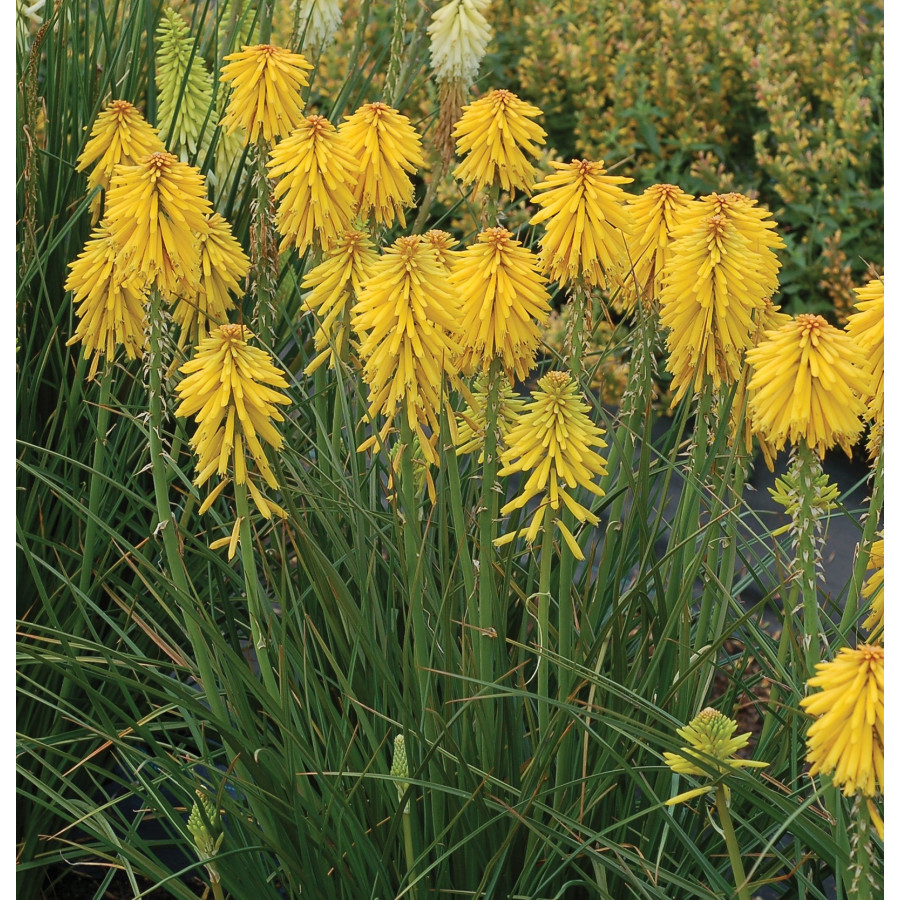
[
  {"x1": 846, "y1": 276, "x2": 884, "y2": 457},
  {"x1": 451, "y1": 227, "x2": 551, "y2": 382},
  {"x1": 664, "y1": 708, "x2": 768, "y2": 807},
  {"x1": 746, "y1": 314, "x2": 870, "y2": 459},
  {"x1": 268, "y1": 114, "x2": 360, "y2": 255},
  {"x1": 339, "y1": 102, "x2": 425, "y2": 228},
  {"x1": 800, "y1": 645, "x2": 884, "y2": 798},
  {"x1": 453, "y1": 89, "x2": 546, "y2": 198},
  {"x1": 219, "y1": 44, "x2": 313, "y2": 145},
  {"x1": 352, "y1": 235, "x2": 463, "y2": 464},
  {"x1": 76, "y1": 100, "x2": 165, "y2": 224},
  {"x1": 529, "y1": 159, "x2": 634, "y2": 290},
  {"x1": 495, "y1": 371, "x2": 608, "y2": 561},
  {"x1": 175, "y1": 324, "x2": 292, "y2": 520},
  {"x1": 64, "y1": 222, "x2": 148, "y2": 379}
]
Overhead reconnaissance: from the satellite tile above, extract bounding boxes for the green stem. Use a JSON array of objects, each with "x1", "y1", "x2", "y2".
[
  {"x1": 147, "y1": 288, "x2": 228, "y2": 723},
  {"x1": 211, "y1": 879, "x2": 225, "y2": 900},
  {"x1": 401, "y1": 809, "x2": 418, "y2": 900},
  {"x1": 252, "y1": 143, "x2": 276, "y2": 350},
  {"x1": 383, "y1": 0, "x2": 407, "y2": 105},
  {"x1": 78, "y1": 367, "x2": 113, "y2": 596},
  {"x1": 536, "y1": 505, "x2": 554, "y2": 742},
  {"x1": 793, "y1": 444, "x2": 823, "y2": 676},
  {"x1": 715, "y1": 785, "x2": 751, "y2": 900},
  {"x1": 398, "y1": 415, "x2": 429, "y2": 717},
  {"x1": 478, "y1": 359, "x2": 502, "y2": 691},
  {"x1": 258, "y1": 0, "x2": 273, "y2": 44},
  {"x1": 233, "y1": 481, "x2": 279, "y2": 697}
]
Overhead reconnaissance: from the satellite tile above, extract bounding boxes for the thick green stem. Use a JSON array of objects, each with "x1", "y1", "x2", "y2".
[
  {"x1": 147, "y1": 288, "x2": 227, "y2": 723},
  {"x1": 715, "y1": 786, "x2": 751, "y2": 900},
  {"x1": 78, "y1": 367, "x2": 113, "y2": 596},
  {"x1": 536, "y1": 505, "x2": 554, "y2": 742},
  {"x1": 258, "y1": 0, "x2": 273, "y2": 44},
  {"x1": 233, "y1": 481, "x2": 279, "y2": 697}
]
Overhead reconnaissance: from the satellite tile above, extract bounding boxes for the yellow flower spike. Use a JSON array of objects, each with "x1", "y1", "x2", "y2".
[
  {"x1": 800, "y1": 645, "x2": 884, "y2": 797},
  {"x1": 663, "y1": 707, "x2": 768, "y2": 806},
  {"x1": 861, "y1": 537, "x2": 884, "y2": 641},
  {"x1": 455, "y1": 374, "x2": 527, "y2": 461},
  {"x1": 659, "y1": 202, "x2": 783, "y2": 406},
  {"x1": 352, "y1": 234, "x2": 463, "y2": 463},
  {"x1": 300, "y1": 228, "x2": 378, "y2": 375},
  {"x1": 64, "y1": 222, "x2": 148, "y2": 379},
  {"x1": 422, "y1": 229, "x2": 460, "y2": 269},
  {"x1": 846, "y1": 276, "x2": 884, "y2": 457},
  {"x1": 339, "y1": 102, "x2": 424, "y2": 228},
  {"x1": 495, "y1": 371, "x2": 607, "y2": 560},
  {"x1": 453, "y1": 88, "x2": 546, "y2": 198},
  {"x1": 173, "y1": 213, "x2": 249, "y2": 347},
  {"x1": 76, "y1": 100, "x2": 165, "y2": 224},
  {"x1": 219, "y1": 44, "x2": 313, "y2": 146},
  {"x1": 338, "y1": 102, "x2": 425, "y2": 227},
  {"x1": 619, "y1": 183, "x2": 695, "y2": 310},
  {"x1": 451, "y1": 227, "x2": 550, "y2": 381},
  {"x1": 529, "y1": 159, "x2": 634, "y2": 290},
  {"x1": 104, "y1": 151, "x2": 212, "y2": 300},
  {"x1": 155, "y1": 8, "x2": 215, "y2": 161},
  {"x1": 746, "y1": 314, "x2": 870, "y2": 459},
  {"x1": 267, "y1": 114, "x2": 360, "y2": 255},
  {"x1": 175, "y1": 324, "x2": 291, "y2": 520},
  {"x1": 697, "y1": 192, "x2": 784, "y2": 298}
]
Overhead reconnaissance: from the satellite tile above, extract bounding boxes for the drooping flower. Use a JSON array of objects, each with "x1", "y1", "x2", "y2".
[
  {"x1": 172, "y1": 213, "x2": 249, "y2": 346},
  {"x1": 339, "y1": 102, "x2": 425, "y2": 227},
  {"x1": 219, "y1": 44, "x2": 313, "y2": 145},
  {"x1": 746, "y1": 314, "x2": 870, "y2": 458},
  {"x1": 664, "y1": 708, "x2": 768, "y2": 806},
  {"x1": 75, "y1": 100, "x2": 165, "y2": 223},
  {"x1": 451, "y1": 226, "x2": 550, "y2": 381},
  {"x1": 453, "y1": 89, "x2": 546, "y2": 198},
  {"x1": 267, "y1": 114, "x2": 359, "y2": 254},
  {"x1": 175, "y1": 323, "x2": 291, "y2": 520},
  {"x1": 800, "y1": 645, "x2": 884, "y2": 797},
  {"x1": 529, "y1": 159, "x2": 633, "y2": 289},
  {"x1": 846, "y1": 276, "x2": 884, "y2": 457},
  {"x1": 155, "y1": 8, "x2": 215, "y2": 161},
  {"x1": 659, "y1": 204, "x2": 781, "y2": 405},
  {"x1": 422, "y1": 229, "x2": 460, "y2": 269},
  {"x1": 104, "y1": 151, "x2": 212, "y2": 299},
  {"x1": 495, "y1": 371, "x2": 608, "y2": 560},
  {"x1": 291, "y1": 0, "x2": 342, "y2": 53},
  {"x1": 455, "y1": 374, "x2": 527, "y2": 460},
  {"x1": 300, "y1": 228, "x2": 378, "y2": 374},
  {"x1": 352, "y1": 234, "x2": 462, "y2": 462},
  {"x1": 64, "y1": 222, "x2": 148, "y2": 379},
  {"x1": 619, "y1": 183, "x2": 695, "y2": 309},
  {"x1": 861, "y1": 537, "x2": 884, "y2": 640}
]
